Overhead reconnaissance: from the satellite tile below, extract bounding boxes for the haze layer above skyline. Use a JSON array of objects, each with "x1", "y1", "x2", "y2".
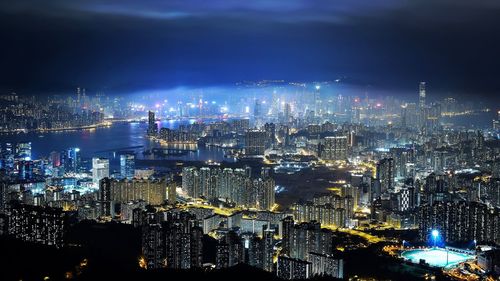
[{"x1": 1, "y1": 0, "x2": 499, "y2": 100}]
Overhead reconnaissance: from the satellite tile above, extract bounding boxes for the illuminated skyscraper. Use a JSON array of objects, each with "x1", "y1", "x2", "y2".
[
  {"x1": 255, "y1": 177, "x2": 275, "y2": 211},
  {"x1": 215, "y1": 230, "x2": 244, "y2": 269},
  {"x1": 50, "y1": 151, "x2": 61, "y2": 168},
  {"x1": 277, "y1": 256, "x2": 311, "y2": 280},
  {"x1": 108, "y1": 178, "x2": 176, "y2": 205},
  {"x1": 309, "y1": 252, "x2": 344, "y2": 279},
  {"x1": 182, "y1": 167, "x2": 200, "y2": 198},
  {"x1": 418, "y1": 82, "x2": 427, "y2": 129},
  {"x1": 314, "y1": 85, "x2": 321, "y2": 116},
  {"x1": 120, "y1": 153, "x2": 135, "y2": 179},
  {"x1": 401, "y1": 103, "x2": 418, "y2": 129},
  {"x1": 493, "y1": 110, "x2": 500, "y2": 130},
  {"x1": 254, "y1": 99, "x2": 262, "y2": 119},
  {"x1": 99, "y1": 177, "x2": 113, "y2": 217},
  {"x1": 142, "y1": 208, "x2": 165, "y2": 269},
  {"x1": 419, "y1": 82, "x2": 426, "y2": 109},
  {"x1": 147, "y1": 110, "x2": 157, "y2": 136},
  {"x1": 376, "y1": 158, "x2": 395, "y2": 194},
  {"x1": 284, "y1": 103, "x2": 291, "y2": 124},
  {"x1": 163, "y1": 211, "x2": 203, "y2": 269},
  {"x1": 320, "y1": 135, "x2": 348, "y2": 161},
  {"x1": 16, "y1": 142, "x2": 31, "y2": 161},
  {"x1": 245, "y1": 130, "x2": 266, "y2": 156},
  {"x1": 262, "y1": 228, "x2": 275, "y2": 272},
  {"x1": 264, "y1": 122, "x2": 276, "y2": 147},
  {"x1": 3, "y1": 143, "x2": 14, "y2": 169},
  {"x1": 92, "y1": 157, "x2": 109, "y2": 186},
  {"x1": 254, "y1": 99, "x2": 263, "y2": 127},
  {"x1": 66, "y1": 147, "x2": 80, "y2": 173}
]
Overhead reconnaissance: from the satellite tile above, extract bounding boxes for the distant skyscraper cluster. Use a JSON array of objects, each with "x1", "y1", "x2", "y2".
[{"x1": 0, "y1": 92, "x2": 104, "y2": 132}]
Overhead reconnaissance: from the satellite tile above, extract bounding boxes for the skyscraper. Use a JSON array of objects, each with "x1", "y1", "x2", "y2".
[
  {"x1": 49, "y1": 151, "x2": 61, "y2": 168},
  {"x1": 163, "y1": 212, "x2": 203, "y2": 269},
  {"x1": 262, "y1": 228, "x2": 275, "y2": 272},
  {"x1": 419, "y1": 82, "x2": 426, "y2": 109},
  {"x1": 142, "y1": 208, "x2": 165, "y2": 269},
  {"x1": 66, "y1": 147, "x2": 80, "y2": 173},
  {"x1": 254, "y1": 99, "x2": 263, "y2": 127},
  {"x1": 215, "y1": 230, "x2": 244, "y2": 269},
  {"x1": 314, "y1": 85, "x2": 321, "y2": 116},
  {"x1": 493, "y1": 110, "x2": 500, "y2": 130},
  {"x1": 309, "y1": 252, "x2": 344, "y2": 279},
  {"x1": 16, "y1": 142, "x2": 32, "y2": 161},
  {"x1": 245, "y1": 130, "x2": 267, "y2": 156},
  {"x1": 92, "y1": 157, "x2": 109, "y2": 186},
  {"x1": 284, "y1": 103, "x2": 291, "y2": 124},
  {"x1": 255, "y1": 177, "x2": 276, "y2": 211},
  {"x1": 277, "y1": 256, "x2": 311, "y2": 280},
  {"x1": 419, "y1": 82, "x2": 427, "y2": 130},
  {"x1": 147, "y1": 110, "x2": 157, "y2": 136},
  {"x1": 108, "y1": 178, "x2": 176, "y2": 205},
  {"x1": 320, "y1": 135, "x2": 348, "y2": 161},
  {"x1": 376, "y1": 158, "x2": 395, "y2": 194},
  {"x1": 99, "y1": 177, "x2": 113, "y2": 217},
  {"x1": 120, "y1": 153, "x2": 135, "y2": 179}
]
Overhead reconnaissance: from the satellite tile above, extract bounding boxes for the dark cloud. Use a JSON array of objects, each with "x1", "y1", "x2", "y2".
[{"x1": 0, "y1": 1, "x2": 499, "y2": 100}]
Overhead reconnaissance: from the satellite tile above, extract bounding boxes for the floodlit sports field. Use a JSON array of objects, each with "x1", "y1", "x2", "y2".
[{"x1": 401, "y1": 248, "x2": 474, "y2": 268}]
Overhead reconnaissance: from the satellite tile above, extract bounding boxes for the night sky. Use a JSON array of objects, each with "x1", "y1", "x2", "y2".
[{"x1": 1, "y1": 0, "x2": 499, "y2": 100}]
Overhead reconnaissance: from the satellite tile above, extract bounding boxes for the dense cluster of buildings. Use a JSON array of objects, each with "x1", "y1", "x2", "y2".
[
  {"x1": 3, "y1": 201, "x2": 65, "y2": 248},
  {"x1": 0, "y1": 82, "x2": 499, "y2": 279},
  {"x1": 292, "y1": 191, "x2": 355, "y2": 228},
  {"x1": 139, "y1": 209, "x2": 203, "y2": 270},
  {"x1": 0, "y1": 93, "x2": 104, "y2": 132},
  {"x1": 182, "y1": 166, "x2": 275, "y2": 210},
  {"x1": 136, "y1": 205, "x2": 344, "y2": 279},
  {"x1": 418, "y1": 201, "x2": 499, "y2": 243},
  {"x1": 99, "y1": 178, "x2": 176, "y2": 217}
]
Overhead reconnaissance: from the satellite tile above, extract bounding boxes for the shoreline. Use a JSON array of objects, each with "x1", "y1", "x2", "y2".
[{"x1": 0, "y1": 121, "x2": 113, "y2": 135}]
